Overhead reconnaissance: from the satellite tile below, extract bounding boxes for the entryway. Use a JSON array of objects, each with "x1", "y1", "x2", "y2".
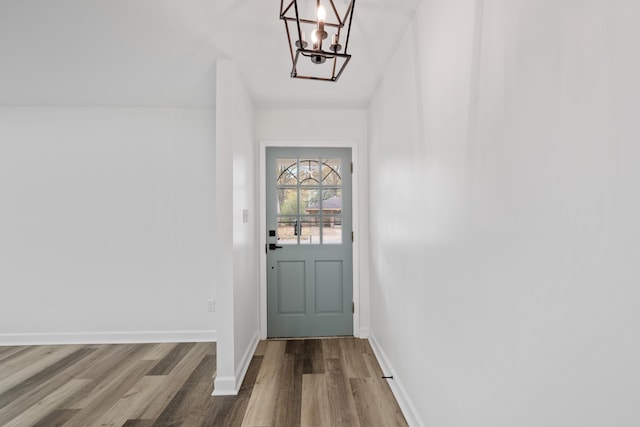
[{"x1": 265, "y1": 147, "x2": 353, "y2": 338}]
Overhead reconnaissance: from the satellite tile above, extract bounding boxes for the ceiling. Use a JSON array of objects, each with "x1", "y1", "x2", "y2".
[{"x1": 0, "y1": 0, "x2": 421, "y2": 108}]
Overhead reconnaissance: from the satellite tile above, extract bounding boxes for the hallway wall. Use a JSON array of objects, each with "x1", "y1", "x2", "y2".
[
  {"x1": 214, "y1": 60, "x2": 260, "y2": 395},
  {"x1": 368, "y1": 0, "x2": 640, "y2": 426},
  {"x1": 0, "y1": 107, "x2": 217, "y2": 343}
]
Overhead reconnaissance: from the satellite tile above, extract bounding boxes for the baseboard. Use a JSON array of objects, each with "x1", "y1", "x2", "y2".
[
  {"x1": 212, "y1": 375, "x2": 237, "y2": 396},
  {"x1": 358, "y1": 326, "x2": 370, "y2": 338},
  {"x1": 0, "y1": 330, "x2": 218, "y2": 346},
  {"x1": 212, "y1": 330, "x2": 260, "y2": 396},
  {"x1": 368, "y1": 334, "x2": 425, "y2": 427}
]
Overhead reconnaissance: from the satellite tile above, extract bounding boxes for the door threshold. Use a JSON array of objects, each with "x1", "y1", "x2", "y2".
[{"x1": 267, "y1": 335, "x2": 356, "y2": 341}]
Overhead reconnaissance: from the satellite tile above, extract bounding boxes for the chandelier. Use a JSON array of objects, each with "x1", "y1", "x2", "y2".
[{"x1": 280, "y1": 0, "x2": 355, "y2": 82}]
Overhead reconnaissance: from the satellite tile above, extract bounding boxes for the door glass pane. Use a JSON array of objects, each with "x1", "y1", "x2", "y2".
[
  {"x1": 278, "y1": 188, "x2": 298, "y2": 215},
  {"x1": 320, "y1": 188, "x2": 341, "y2": 211},
  {"x1": 299, "y1": 216, "x2": 320, "y2": 245},
  {"x1": 300, "y1": 187, "x2": 320, "y2": 216},
  {"x1": 322, "y1": 158, "x2": 342, "y2": 186},
  {"x1": 277, "y1": 158, "x2": 298, "y2": 185},
  {"x1": 299, "y1": 159, "x2": 321, "y2": 186},
  {"x1": 322, "y1": 216, "x2": 342, "y2": 244},
  {"x1": 277, "y1": 216, "x2": 299, "y2": 245},
  {"x1": 274, "y1": 156, "x2": 344, "y2": 246}
]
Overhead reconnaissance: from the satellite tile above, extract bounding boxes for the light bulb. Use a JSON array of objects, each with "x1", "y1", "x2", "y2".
[
  {"x1": 317, "y1": 5, "x2": 326, "y2": 21},
  {"x1": 311, "y1": 30, "x2": 318, "y2": 43}
]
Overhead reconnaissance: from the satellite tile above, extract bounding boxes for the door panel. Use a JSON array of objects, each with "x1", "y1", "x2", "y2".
[
  {"x1": 315, "y1": 261, "x2": 343, "y2": 314},
  {"x1": 277, "y1": 261, "x2": 306, "y2": 314},
  {"x1": 266, "y1": 147, "x2": 353, "y2": 338}
]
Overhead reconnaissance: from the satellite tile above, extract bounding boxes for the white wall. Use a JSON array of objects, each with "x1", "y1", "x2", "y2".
[
  {"x1": 257, "y1": 109, "x2": 367, "y2": 143},
  {"x1": 368, "y1": 0, "x2": 640, "y2": 426},
  {"x1": 256, "y1": 108, "x2": 370, "y2": 336},
  {"x1": 213, "y1": 60, "x2": 259, "y2": 395},
  {"x1": 0, "y1": 107, "x2": 217, "y2": 344}
]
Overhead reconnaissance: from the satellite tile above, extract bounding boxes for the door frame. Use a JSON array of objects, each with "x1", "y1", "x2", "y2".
[{"x1": 259, "y1": 140, "x2": 363, "y2": 339}]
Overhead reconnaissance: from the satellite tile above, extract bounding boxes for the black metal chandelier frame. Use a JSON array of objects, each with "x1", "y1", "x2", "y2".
[{"x1": 280, "y1": 0, "x2": 356, "y2": 82}]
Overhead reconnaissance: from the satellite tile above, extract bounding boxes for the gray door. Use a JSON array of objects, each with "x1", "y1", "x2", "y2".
[{"x1": 266, "y1": 147, "x2": 353, "y2": 338}]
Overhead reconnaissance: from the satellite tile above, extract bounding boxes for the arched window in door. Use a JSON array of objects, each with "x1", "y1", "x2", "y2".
[{"x1": 275, "y1": 158, "x2": 343, "y2": 244}]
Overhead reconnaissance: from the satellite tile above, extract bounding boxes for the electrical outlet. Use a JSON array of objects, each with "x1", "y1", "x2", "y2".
[{"x1": 207, "y1": 300, "x2": 215, "y2": 312}]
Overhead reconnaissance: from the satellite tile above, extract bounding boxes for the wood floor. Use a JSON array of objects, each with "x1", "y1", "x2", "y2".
[{"x1": 0, "y1": 338, "x2": 407, "y2": 426}]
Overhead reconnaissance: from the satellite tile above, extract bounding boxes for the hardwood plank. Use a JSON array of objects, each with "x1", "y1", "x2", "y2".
[
  {"x1": 3, "y1": 378, "x2": 89, "y2": 427},
  {"x1": 271, "y1": 352, "x2": 303, "y2": 427},
  {"x1": 362, "y1": 352, "x2": 385, "y2": 378},
  {"x1": 205, "y1": 355, "x2": 263, "y2": 426},
  {"x1": 80, "y1": 348, "x2": 143, "y2": 377},
  {"x1": 205, "y1": 396, "x2": 235, "y2": 427},
  {"x1": 135, "y1": 343, "x2": 214, "y2": 421},
  {"x1": 151, "y1": 354, "x2": 216, "y2": 426},
  {"x1": 62, "y1": 359, "x2": 155, "y2": 427},
  {"x1": 141, "y1": 343, "x2": 177, "y2": 361},
  {"x1": 0, "y1": 346, "x2": 48, "y2": 380},
  {"x1": 369, "y1": 376, "x2": 408, "y2": 426},
  {"x1": 178, "y1": 343, "x2": 217, "y2": 386},
  {"x1": 339, "y1": 338, "x2": 370, "y2": 379},
  {"x1": 70, "y1": 344, "x2": 141, "y2": 380},
  {"x1": 325, "y1": 358, "x2": 360, "y2": 427},
  {"x1": 350, "y1": 377, "x2": 380, "y2": 427},
  {"x1": 301, "y1": 373, "x2": 331, "y2": 427},
  {"x1": 0, "y1": 346, "x2": 33, "y2": 366},
  {"x1": 321, "y1": 338, "x2": 343, "y2": 359},
  {"x1": 60, "y1": 344, "x2": 150, "y2": 409},
  {"x1": 254, "y1": 340, "x2": 268, "y2": 356},
  {"x1": 284, "y1": 339, "x2": 304, "y2": 354},
  {"x1": 303, "y1": 339, "x2": 324, "y2": 374},
  {"x1": 241, "y1": 340, "x2": 286, "y2": 426},
  {"x1": 90, "y1": 375, "x2": 170, "y2": 427},
  {"x1": 350, "y1": 377, "x2": 408, "y2": 427},
  {"x1": 147, "y1": 342, "x2": 196, "y2": 376},
  {"x1": 0, "y1": 347, "x2": 95, "y2": 420},
  {"x1": 0, "y1": 346, "x2": 25, "y2": 358},
  {"x1": 0, "y1": 345, "x2": 81, "y2": 392},
  {"x1": 356, "y1": 337, "x2": 374, "y2": 355},
  {"x1": 122, "y1": 420, "x2": 155, "y2": 427},
  {"x1": 32, "y1": 345, "x2": 118, "y2": 391},
  {"x1": 134, "y1": 344, "x2": 214, "y2": 423},
  {"x1": 32, "y1": 409, "x2": 81, "y2": 427}
]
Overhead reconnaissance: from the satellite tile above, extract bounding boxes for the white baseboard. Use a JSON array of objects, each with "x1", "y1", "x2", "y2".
[
  {"x1": 0, "y1": 330, "x2": 217, "y2": 346},
  {"x1": 368, "y1": 334, "x2": 425, "y2": 427},
  {"x1": 212, "y1": 330, "x2": 260, "y2": 396},
  {"x1": 212, "y1": 375, "x2": 238, "y2": 396}
]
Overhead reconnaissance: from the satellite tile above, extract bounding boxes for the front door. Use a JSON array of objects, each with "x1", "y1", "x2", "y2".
[{"x1": 266, "y1": 147, "x2": 353, "y2": 338}]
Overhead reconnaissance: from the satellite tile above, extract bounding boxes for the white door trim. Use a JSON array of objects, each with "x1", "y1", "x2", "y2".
[{"x1": 259, "y1": 140, "x2": 363, "y2": 339}]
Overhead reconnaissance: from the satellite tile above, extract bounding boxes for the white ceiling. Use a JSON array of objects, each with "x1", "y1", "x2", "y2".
[{"x1": 0, "y1": 0, "x2": 420, "y2": 108}]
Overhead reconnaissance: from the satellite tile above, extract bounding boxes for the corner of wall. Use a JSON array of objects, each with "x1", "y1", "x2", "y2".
[
  {"x1": 212, "y1": 330, "x2": 259, "y2": 396},
  {"x1": 368, "y1": 334, "x2": 426, "y2": 427},
  {"x1": 212, "y1": 376, "x2": 238, "y2": 396}
]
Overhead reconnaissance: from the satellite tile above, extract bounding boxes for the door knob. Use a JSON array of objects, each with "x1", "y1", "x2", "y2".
[{"x1": 269, "y1": 243, "x2": 283, "y2": 250}]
